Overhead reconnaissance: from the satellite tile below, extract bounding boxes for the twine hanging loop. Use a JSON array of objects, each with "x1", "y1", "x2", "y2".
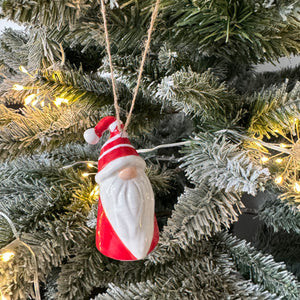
[{"x1": 100, "y1": 0, "x2": 160, "y2": 132}]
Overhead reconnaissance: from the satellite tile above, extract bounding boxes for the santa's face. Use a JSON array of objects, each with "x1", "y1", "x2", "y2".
[{"x1": 95, "y1": 155, "x2": 155, "y2": 260}]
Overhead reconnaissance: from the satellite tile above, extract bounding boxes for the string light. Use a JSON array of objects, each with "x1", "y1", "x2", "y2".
[
  {"x1": 294, "y1": 182, "x2": 300, "y2": 193},
  {"x1": 275, "y1": 176, "x2": 283, "y2": 184},
  {"x1": 0, "y1": 292, "x2": 9, "y2": 300},
  {"x1": 19, "y1": 65, "x2": 33, "y2": 77},
  {"x1": 280, "y1": 143, "x2": 289, "y2": 148},
  {"x1": 260, "y1": 156, "x2": 269, "y2": 163},
  {"x1": 222, "y1": 126, "x2": 300, "y2": 199},
  {"x1": 24, "y1": 94, "x2": 36, "y2": 105},
  {"x1": 31, "y1": 99, "x2": 39, "y2": 106},
  {"x1": 40, "y1": 101, "x2": 45, "y2": 107},
  {"x1": 0, "y1": 212, "x2": 41, "y2": 300},
  {"x1": 87, "y1": 162, "x2": 98, "y2": 170},
  {"x1": 54, "y1": 97, "x2": 68, "y2": 106},
  {"x1": 12, "y1": 84, "x2": 24, "y2": 91},
  {"x1": 0, "y1": 251, "x2": 15, "y2": 262},
  {"x1": 61, "y1": 161, "x2": 98, "y2": 170},
  {"x1": 82, "y1": 172, "x2": 96, "y2": 177}
]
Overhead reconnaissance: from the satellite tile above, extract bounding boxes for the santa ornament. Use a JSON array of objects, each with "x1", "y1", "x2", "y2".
[{"x1": 84, "y1": 116, "x2": 159, "y2": 260}]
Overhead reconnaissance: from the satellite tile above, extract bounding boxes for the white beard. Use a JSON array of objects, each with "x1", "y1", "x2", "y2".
[{"x1": 99, "y1": 165, "x2": 155, "y2": 260}]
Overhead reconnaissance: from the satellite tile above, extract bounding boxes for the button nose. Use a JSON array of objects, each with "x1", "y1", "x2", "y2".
[{"x1": 118, "y1": 166, "x2": 137, "y2": 180}]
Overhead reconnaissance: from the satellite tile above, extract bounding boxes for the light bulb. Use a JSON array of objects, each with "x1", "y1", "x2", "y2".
[
  {"x1": 261, "y1": 156, "x2": 269, "y2": 163},
  {"x1": 40, "y1": 101, "x2": 45, "y2": 107},
  {"x1": 87, "y1": 163, "x2": 94, "y2": 168},
  {"x1": 12, "y1": 84, "x2": 24, "y2": 91},
  {"x1": 19, "y1": 65, "x2": 31, "y2": 76},
  {"x1": 54, "y1": 97, "x2": 68, "y2": 106},
  {"x1": 294, "y1": 182, "x2": 300, "y2": 193},
  {"x1": 31, "y1": 99, "x2": 39, "y2": 106},
  {"x1": 280, "y1": 143, "x2": 288, "y2": 148},
  {"x1": 275, "y1": 176, "x2": 283, "y2": 184},
  {"x1": 19, "y1": 65, "x2": 27, "y2": 73},
  {"x1": 275, "y1": 158, "x2": 283, "y2": 164},
  {"x1": 0, "y1": 251, "x2": 15, "y2": 262},
  {"x1": 82, "y1": 173, "x2": 89, "y2": 177},
  {"x1": 24, "y1": 94, "x2": 36, "y2": 105}
]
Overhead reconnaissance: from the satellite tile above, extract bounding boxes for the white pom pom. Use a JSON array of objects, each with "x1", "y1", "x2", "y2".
[{"x1": 84, "y1": 128, "x2": 100, "y2": 145}]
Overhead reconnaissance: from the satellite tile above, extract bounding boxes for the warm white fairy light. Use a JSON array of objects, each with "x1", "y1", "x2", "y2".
[
  {"x1": 280, "y1": 143, "x2": 289, "y2": 148},
  {"x1": 82, "y1": 173, "x2": 90, "y2": 177},
  {"x1": 31, "y1": 99, "x2": 39, "y2": 106},
  {"x1": 223, "y1": 121, "x2": 300, "y2": 197},
  {"x1": 1, "y1": 292, "x2": 9, "y2": 300},
  {"x1": 294, "y1": 182, "x2": 300, "y2": 193},
  {"x1": 19, "y1": 65, "x2": 28, "y2": 73},
  {"x1": 54, "y1": 97, "x2": 68, "y2": 106},
  {"x1": 261, "y1": 156, "x2": 269, "y2": 163},
  {"x1": 12, "y1": 84, "x2": 24, "y2": 91},
  {"x1": 19, "y1": 65, "x2": 33, "y2": 78},
  {"x1": 24, "y1": 94, "x2": 36, "y2": 105},
  {"x1": 0, "y1": 212, "x2": 40, "y2": 300},
  {"x1": 275, "y1": 176, "x2": 283, "y2": 184},
  {"x1": 0, "y1": 251, "x2": 14, "y2": 262}
]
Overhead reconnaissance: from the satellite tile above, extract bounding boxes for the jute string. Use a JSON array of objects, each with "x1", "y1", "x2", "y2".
[{"x1": 100, "y1": 0, "x2": 160, "y2": 132}]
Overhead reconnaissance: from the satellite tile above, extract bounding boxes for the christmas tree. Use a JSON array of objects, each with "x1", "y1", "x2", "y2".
[{"x1": 0, "y1": 0, "x2": 300, "y2": 299}]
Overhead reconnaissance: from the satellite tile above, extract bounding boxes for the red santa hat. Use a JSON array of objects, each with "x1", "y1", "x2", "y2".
[{"x1": 84, "y1": 116, "x2": 145, "y2": 182}]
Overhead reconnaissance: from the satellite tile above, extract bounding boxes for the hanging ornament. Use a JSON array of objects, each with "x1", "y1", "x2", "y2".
[
  {"x1": 84, "y1": 116, "x2": 159, "y2": 260},
  {"x1": 84, "y1": 0, "x2": 160, "y2": 260}
]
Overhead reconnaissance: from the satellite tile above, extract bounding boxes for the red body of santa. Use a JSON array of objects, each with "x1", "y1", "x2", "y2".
[{"x1": 84, "y1": 116, "x2": 159, "y2": 260}]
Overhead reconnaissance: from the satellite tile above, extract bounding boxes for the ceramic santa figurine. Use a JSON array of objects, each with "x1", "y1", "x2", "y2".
[{"x1": 84, "y1": 116, "x2": 159, "y2": 260}]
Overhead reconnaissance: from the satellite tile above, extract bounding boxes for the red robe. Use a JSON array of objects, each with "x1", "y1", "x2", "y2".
[{"x1": 96, "y1": 198, "x2": 159, "y2": 261}]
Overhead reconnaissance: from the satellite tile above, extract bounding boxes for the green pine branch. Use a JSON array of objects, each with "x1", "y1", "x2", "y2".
[
  {"x1": 0, "y1": 28, "x2": 28, "y2": 74},
  {"x1": 0, "y1": 154, "x2": 92, "y2": 231},
  {"x1": 161, "y1": 183, "x2": 243, "y2": 249},
  {"x1": 181, "y1": 134, "x2": 269, "y2": 195},
  {"x1": 156, "y1": 69, "x2": 244, "y2": 130},
  {"x1": 220, "y1": 232, "x2": 300, "y2": 299},
  {"x1": 56, "y1": 235, "x2": 109, "y2": 300},
  {"x1": 161, "y1": 0, "x2": 300, "y2": 63},
  {"x1": 0, "y1": 0, "x2": 87, "y2": 28},
  {"x1": 248, "y1": 81, "x2": 300, "y2": 138},
  {"x1": 258, "y1": 196, "x2": 300, "y2": 234},
  {"x1": 0, "y1": 104, "x2": 22, "y2": 126},
  {"x1": 0, "y1": 153, "x2": 99, "y2": 297},
  {"x1": 0, "y1": 102, "x2": 110, "y2": 160},
  {"x1": 93, "y1": 245, "x2": 276, "y2": 300}
]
